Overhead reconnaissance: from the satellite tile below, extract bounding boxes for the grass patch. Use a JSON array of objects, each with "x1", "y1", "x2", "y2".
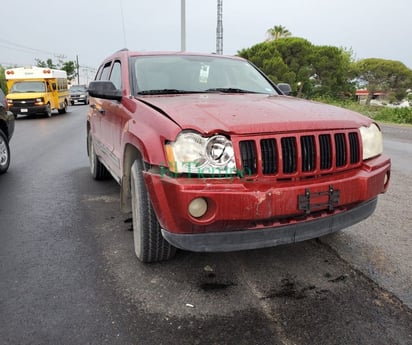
[
  {"x1": 373, "y1": 107, "x2": 412, "y2": 124},
  {"x1": 314, "y1": 97, "x2": 412, "y2": 125}
]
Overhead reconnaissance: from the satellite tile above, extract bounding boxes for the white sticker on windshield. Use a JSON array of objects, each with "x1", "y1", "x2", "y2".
[{"x1": 199, "y1": 64, "x2": 210, "y2": 83}]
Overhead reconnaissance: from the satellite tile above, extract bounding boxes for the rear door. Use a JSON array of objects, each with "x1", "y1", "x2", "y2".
[
  {"x1": 99, "y1": 60, "x2": 124, "y2": 178},
  {"x1": 89, "y1": 61, "x2": 114, "y2": 169},
  {"x1": 90, "y1": 60, "x2": 126, "y2": 179},
  {"x1": 105, "y1": 60, "x2": 127, "y2": 170}
]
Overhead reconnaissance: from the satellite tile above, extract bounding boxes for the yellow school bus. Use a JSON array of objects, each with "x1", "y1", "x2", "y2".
[{"x1": 5, "y1": 66, "x2": 69, "y2": 118}]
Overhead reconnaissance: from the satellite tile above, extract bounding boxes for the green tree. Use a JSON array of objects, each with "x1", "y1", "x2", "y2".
[
  {"x1": 266, "y1": 25, "x2": 292, "y2": 41},
  {"x1": 35, "y1": 58, "x2": 57, "y2": 69},
  {"x1": 353, "y1": 58, "x2": 412, "y2": 104},
  {"x1": 35, "y1": 58, "x2": 77, "y2": 82},
  {"x1": 0, "y1": 65, "x2": 7, "y2": 94},
  {"x1": 238, "y1": 41, "x2": 289, "y2": 83},
  {"x1": 239, "y1": 38, "x2": 356, "y2": 98},
  {"x1": 239, "y1": 38, "x2": 313, "y2": 95},
  {"x1": 311, "y1": 46, "x2": 355, "y2": 97},
  {"x1": 271, "y1": 37, "x2": 314, "y2": 88},
  {"x1": 61, "y1": 61, "x2": 77, "y2": 81}
]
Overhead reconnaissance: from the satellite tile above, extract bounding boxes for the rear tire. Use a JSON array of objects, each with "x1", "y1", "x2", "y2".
[
  {"x1": 58, "y1": 101, "x2": 67, "y2": 114},
  {"x1": 87, "y1": 131, "x2": 110, "y2": 180},
  {"x1": 0, "y1": 129, "x2": 10, "y2": 174},
  {"x1": 131, "y1": 160, "x2": 176, "y2": 263}
]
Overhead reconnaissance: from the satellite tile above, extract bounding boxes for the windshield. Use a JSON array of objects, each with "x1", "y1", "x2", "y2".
[
  {"x1": 132, "y1": 55, "x2": 278, "y2": 95},
  {"x1": 70, "y1": 86, "x2": 87, "y2": 92},
  {"x1": 10, "y1": 81, "x2": 46, "y2": 93}
]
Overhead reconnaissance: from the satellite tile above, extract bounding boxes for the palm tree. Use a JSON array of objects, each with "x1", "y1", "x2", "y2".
[{"x1": 266, "y1": 25, "x2": 292, "y2": 41}]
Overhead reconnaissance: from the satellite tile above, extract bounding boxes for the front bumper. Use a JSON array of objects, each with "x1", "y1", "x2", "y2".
[
  {"x1": 161, "y1": 198, "x2": 377, "y2": 252},
  {"x1": 70, "y1": 95, "x2": 87, "y2": 103},
  {"x1": 143, "y1": 154, "x2": 390, "y2": 251},
  {"x1": 10, "y1": 105, "x2": 47, "y2": 115}
]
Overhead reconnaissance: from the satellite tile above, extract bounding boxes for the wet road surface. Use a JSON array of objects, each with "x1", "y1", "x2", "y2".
[{"x1": 0, "y1": 107, "x2": 411, "y2": 345}]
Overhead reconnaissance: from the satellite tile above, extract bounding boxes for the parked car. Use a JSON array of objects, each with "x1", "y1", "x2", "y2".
[
  {"x1": 87, "y1": 50, "x2": 391, "y2": 263},
  {"x1": 0, "y1": 88, "x2": 15, "y2": 174},
  {"x1": 69, "y1": 85, "x2": 89, "y2": 105}
]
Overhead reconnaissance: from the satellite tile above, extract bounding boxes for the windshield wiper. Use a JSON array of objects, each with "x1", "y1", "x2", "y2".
[
  {"x1": 204, "y1": 88, "x2": 257, "y2": 94},
  {"x1": 137, "y1": 89, "x2": 200, "y2": 95},
  {"x1": 137, "y1": 88, "x2": 260, "y2": 95}
]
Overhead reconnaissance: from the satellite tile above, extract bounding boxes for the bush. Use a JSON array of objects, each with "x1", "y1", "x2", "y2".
[
  {"x1": 314, "y1": 97, "x2": 412, "y2": 125},
  {"x1": 373, "y1": 107, "x2": 412, "y2": 124}
]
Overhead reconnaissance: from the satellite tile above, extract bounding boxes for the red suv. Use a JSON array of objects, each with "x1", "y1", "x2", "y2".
[{"x1": 87, "y1": 49, "x2": 390, "y2": 263}]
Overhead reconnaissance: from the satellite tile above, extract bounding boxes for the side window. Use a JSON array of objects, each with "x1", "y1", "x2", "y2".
[
  {"x1": 94, "y1": 66, "x2": 103, "y2": 81},
  {"x1": 109, "y1": 61, "x2": 122, "y2": 90},
  {"x1": 99, "y1": 62, "x2": 112, "y2": 81}
]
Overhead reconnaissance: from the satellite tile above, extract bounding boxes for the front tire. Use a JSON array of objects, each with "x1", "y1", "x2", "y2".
[
  {"x1": 131, "y1": 160, "x2": 176, "y2": 263},
  {"x1": 87, "y1": 131, "x2": 110, "y2": 180},
  {"x1": 0, "y1": 129, "x2": 10, "y2": 174},
  {"x1": 45, "y1": 103, "x2": 52, "y2": 117}
]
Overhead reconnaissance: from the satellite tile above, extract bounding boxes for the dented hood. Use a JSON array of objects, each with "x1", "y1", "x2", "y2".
[{"x1": 137, "y1": 93, "x2": 372, "y2": 135}]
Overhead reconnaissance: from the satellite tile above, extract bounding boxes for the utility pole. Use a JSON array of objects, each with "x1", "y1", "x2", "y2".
[
  {"x1": 216, "y1": 0, "x2": 223, "y2": 55},
  {"x1": 76, "y1": 55, "x2": 80, "y2": 85},
  {"x1": 181, "y1": 0, "x2": 186, "y2": 51},
  {"x1": 120, "y1": 0, "x2": 127, "y2": 47}
]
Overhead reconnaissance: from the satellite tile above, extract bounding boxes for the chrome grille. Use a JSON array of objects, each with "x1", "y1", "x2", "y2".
[{"x1": 13, "y1": 99, "x2": 36, "y2": 107}]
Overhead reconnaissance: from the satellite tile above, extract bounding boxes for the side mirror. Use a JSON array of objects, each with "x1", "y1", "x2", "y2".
[
  {"x1": 88, "y1": 81, "x2": 122, "y2": 101},
  {"x1": 277, "y1": 83, "x2": 292, "y2": 95}
]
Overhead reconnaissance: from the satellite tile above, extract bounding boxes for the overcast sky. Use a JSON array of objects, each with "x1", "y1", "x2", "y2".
[{"x1": 1, "y1": 0, "x2": 410, "y2": 80}]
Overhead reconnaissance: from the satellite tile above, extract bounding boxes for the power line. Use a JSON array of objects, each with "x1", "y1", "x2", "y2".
[
  {"x1": 0, "y1": 37, "x2": 78, "y2": 67},
  {"x1": 0, "y1": 38, "x2": 57, "y2": 56}
]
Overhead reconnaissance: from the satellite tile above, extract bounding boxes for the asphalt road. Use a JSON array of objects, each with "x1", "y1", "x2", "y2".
[
  {"x1": 0, "y1": 106, "x2": 411, "y2": 345},
  {"x1": 322, "y1": 123, "x2": 412, "y2": 309}
]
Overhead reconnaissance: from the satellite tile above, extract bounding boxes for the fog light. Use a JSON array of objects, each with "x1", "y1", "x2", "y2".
[{"x1": 188, "y1": 198, "x2": 208, "y2": 218}]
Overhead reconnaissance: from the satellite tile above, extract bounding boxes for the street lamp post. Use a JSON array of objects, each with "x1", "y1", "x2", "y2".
[
  {"x1": 76, "y1": 55, "x2": 80, "y2": 85},
  {"x1": 181, "y1": 0, "x2": 186, "y2": 51}
]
